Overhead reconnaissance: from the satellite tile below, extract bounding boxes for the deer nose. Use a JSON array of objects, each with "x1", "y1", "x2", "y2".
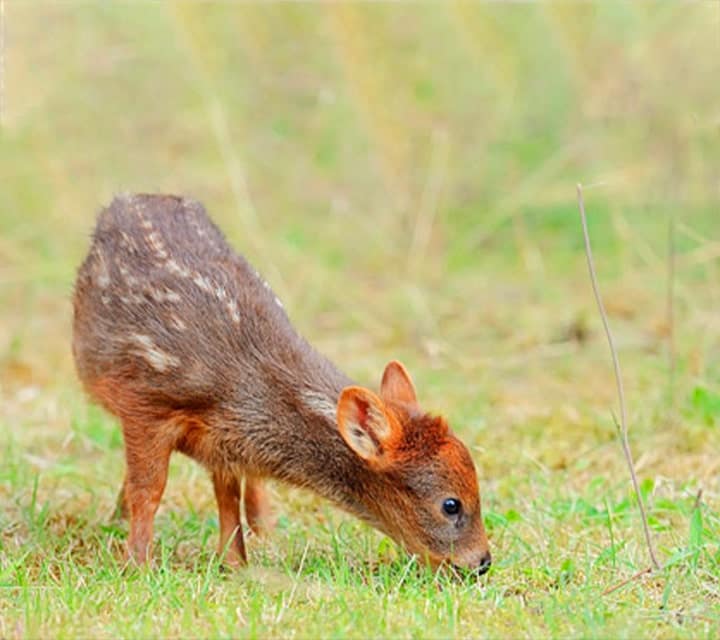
[{"x1": 477, "y1": 552, "x2": 492, "y2": 576}]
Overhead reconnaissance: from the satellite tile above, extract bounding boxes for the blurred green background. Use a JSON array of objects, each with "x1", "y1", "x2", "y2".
[
  {"x1": 2, "y1": 2, "x2": 718, "y2": 378},
  {"x1": 1, "y1": 2, "x2": 719, "y2": 637},
  {"x1": 3, "y1": 2, "x2": 718, "y2": 450}
]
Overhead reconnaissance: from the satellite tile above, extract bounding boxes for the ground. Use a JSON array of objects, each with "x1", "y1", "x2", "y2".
[{"x1": 1, "y1": 3, "x2": 719, "y2": 638}]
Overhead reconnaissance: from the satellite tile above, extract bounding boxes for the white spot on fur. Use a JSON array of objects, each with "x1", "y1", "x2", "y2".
[
  {"x1": 120, "y1": 231, "x2": 137, "y2": 251},
  {"x1": 150, "y1": 288, "x2": 181, "y2": 303},
  {"x1": 227, "y1": 300, "x2": 240, "y2": 323},
  {"x1": 94, "y1": 249, "x2": 110, "y2": 288},
  {"x1": 260, "y1": 278, "x2": 283, "y2": 308},
  {"x1": 300, "y1": 391, "x2": 337, "y2": 423},
  {"x1": 164, "y1": 262, "x2": 240, "y2": 323},
  {"x1": 190, "y1": 216, "x2": 207, "y2": 237},
  {"x1": 120, "y1": 293, "x2": 143, "y2": 305},
  {"x1": 147, "y1": 231, "x2": 168, "y2": 259},
  {"x1": 118, "y1": 264, "x2": 138, "y2": 287},
  {"x1": 192, "y1": 273, "x2": 213, "y2": 293},
  {"x1": 133, "y1": 201, "x2": 153, "y2": 231},
  {"x1": 131, "y1": 334, "x2": 179, "y2": 372},
  {"x1": 165, "y1": 259, "x2": 191, "y2": 279},
  {"x1": 169, "y1": 315, "x2": 187, "y2": 331}
]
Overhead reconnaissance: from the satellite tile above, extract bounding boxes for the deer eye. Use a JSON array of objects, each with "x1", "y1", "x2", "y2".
[{"x1": 442, "y1": 498, "x2": 461, "y2": 516}]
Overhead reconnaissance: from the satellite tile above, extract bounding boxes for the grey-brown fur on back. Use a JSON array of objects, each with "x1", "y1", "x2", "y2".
[{"x1": 73, "y1": 194, "x2": 349, "y2": 424}]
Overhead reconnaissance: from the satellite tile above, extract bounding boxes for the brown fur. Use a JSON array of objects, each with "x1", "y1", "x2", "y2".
[{"x1": 72, "y1": 194, "x2": 491, "y2": 573}]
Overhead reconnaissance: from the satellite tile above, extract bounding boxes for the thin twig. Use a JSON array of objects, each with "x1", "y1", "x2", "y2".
[
  {"x1": 576, "y1": 184, "x2": 661, "y2": 571},
  {"x1": 602, "y1": 566, "x2": 653, "y2": 596}
]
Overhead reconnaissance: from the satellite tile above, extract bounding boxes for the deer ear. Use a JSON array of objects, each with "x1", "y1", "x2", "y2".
[
  {"x1": 380, "y1": 360, "x2": 418, "y2": 406},
  {"x1": 337, "y1": 386, "x2": 397, "y2": 463}
]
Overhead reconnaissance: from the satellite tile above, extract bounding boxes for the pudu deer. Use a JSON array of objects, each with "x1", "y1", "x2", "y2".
[{"x1": 72, "y1": 194, "x2": 491, "y2": 574}]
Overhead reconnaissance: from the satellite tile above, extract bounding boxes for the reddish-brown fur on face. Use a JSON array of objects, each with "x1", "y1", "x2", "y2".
[
  {"x1": 361, "y1": 402, "x2": 490, "y2": 569},
  {"x1": 336, "y1": 363, "x2": 490, "y2": 570},
  {"x1": 73, "y1": 194, "x2": 490, "y2": 573}
]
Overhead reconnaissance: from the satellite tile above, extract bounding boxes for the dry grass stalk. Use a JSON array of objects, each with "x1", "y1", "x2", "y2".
[
  {"x1": 576, "y1": 183, "x2": 661, "y2": 572},
  {"x1": 602, "y1": 566, "x2": 653, "y2": 596}
]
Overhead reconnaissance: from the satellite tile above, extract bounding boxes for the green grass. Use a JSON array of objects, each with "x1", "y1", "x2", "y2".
[{"x1": 2, "y1": 2, "x2": 720, "y2": 638}]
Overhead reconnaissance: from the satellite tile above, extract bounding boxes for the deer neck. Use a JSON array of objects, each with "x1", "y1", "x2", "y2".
[{"x1": 250, "y1": 355, "x2": 384, "y2": 527}]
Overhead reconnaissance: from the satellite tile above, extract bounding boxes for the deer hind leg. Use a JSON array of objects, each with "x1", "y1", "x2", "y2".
[
  {"x1": 212, "y1": 470, "x2": 247, "y2": 567},
  {"x1": 122, "y1": 422, "x2": 173, "y2": 565},
  {"x1": 112, "y1": 475, "x2": 129, "y2": 521},
  {"x1": 244, "y1": 474, "x2": 274, "y2": 537}
]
